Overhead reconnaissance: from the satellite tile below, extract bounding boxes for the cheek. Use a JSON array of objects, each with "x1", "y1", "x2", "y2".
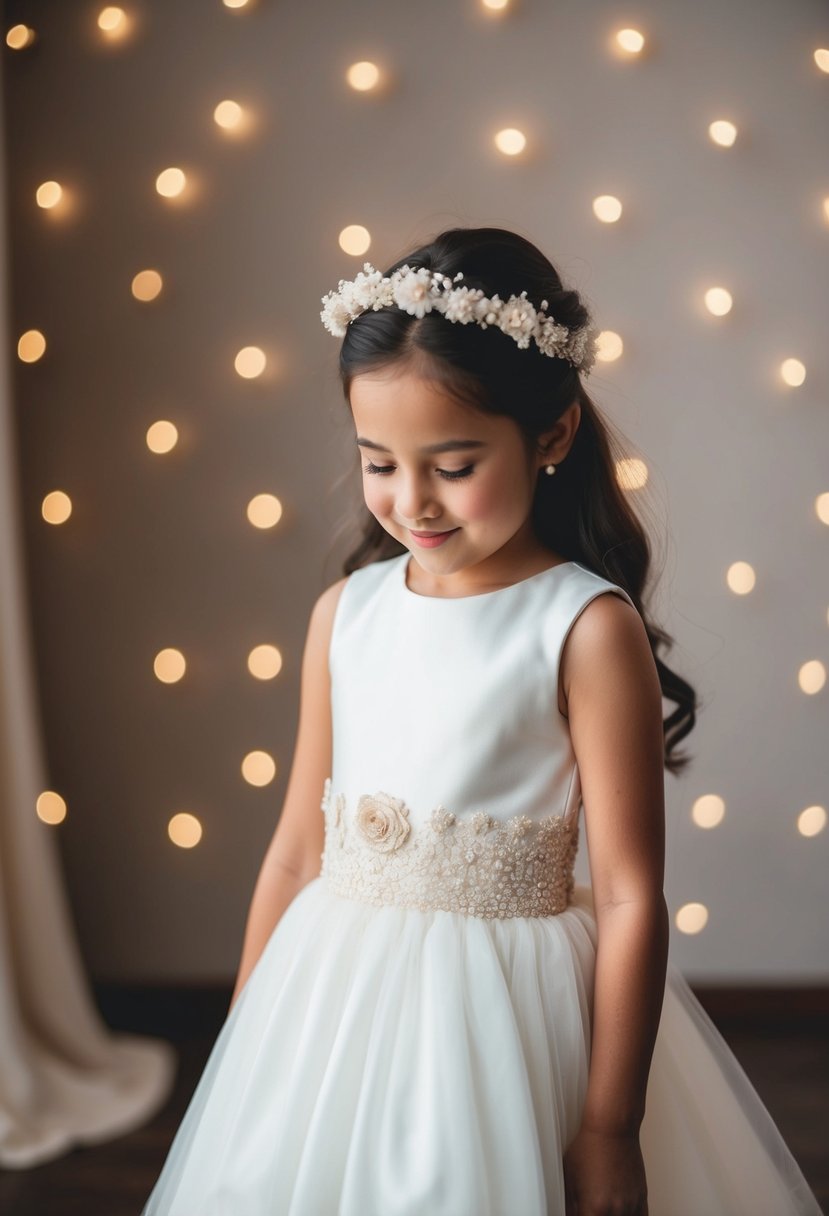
[
  {"x1": 362, "y1": 477, "x2": 391, "y2": 516},
  {"x1": 460, "y1": 470, "x2": 520, "y2": 522},
  {"x1": 455, "y1": 484, "x2": 490, "y2": 521}
]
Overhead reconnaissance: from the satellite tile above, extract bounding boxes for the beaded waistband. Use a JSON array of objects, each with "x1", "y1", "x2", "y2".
[{"x1": 319, "y1": 778, "x2": 578, "y2": 919}]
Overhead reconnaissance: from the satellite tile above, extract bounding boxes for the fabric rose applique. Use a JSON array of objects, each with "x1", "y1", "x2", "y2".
[{"x1": 354, "y1": 791, "x2": 411, "y2": 853}]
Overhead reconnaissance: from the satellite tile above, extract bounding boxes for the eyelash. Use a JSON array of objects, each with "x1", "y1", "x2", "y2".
[{"x1": 363, "y1": 461, "x2": 475, "y2": 482}]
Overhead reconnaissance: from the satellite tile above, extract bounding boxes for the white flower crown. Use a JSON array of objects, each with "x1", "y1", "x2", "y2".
[{"x1": 320, "y1": 261, "x2": 598, "y2": 375}]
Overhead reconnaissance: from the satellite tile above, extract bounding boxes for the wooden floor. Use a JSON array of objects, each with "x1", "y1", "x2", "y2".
[{"x1": 1, "y1": 984, "x2": 826, "y2": 1216}]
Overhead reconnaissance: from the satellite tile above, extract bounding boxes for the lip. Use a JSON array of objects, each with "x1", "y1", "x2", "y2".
[{"x1": 409, "y1": 527, "x2": 459, "y2": 548}]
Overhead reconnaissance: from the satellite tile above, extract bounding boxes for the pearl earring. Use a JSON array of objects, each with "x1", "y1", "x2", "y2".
[{"x1": 544, "y1": 463, "x2": 556, "y2": 475}]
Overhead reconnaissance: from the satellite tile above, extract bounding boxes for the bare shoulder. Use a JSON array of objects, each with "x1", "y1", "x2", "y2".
[
  {"x1": 311, "y1": 573, "x2": 347, "y2": 617},
  {"x1": 306, "y1": 573, "x2": 350, "y2": 645},
  {"x1": 314, "y1": 572, "x2": 351, "y2": 616},
  {"x1": 262, "y1": 572, "x2": 351, "y2": 884},
  {"x1": 559, "y1": 588, "x2": 654, "y2": 717}
]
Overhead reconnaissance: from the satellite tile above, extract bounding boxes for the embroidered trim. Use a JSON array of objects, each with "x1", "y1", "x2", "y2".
[{"x1": 319, "y1": 778, "x2": 578, "y2": 919}]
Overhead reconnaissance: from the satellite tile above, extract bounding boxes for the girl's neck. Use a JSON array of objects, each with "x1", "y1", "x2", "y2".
[{"x1": 405, "y1": 540, "x2": 567, "y2": 598}]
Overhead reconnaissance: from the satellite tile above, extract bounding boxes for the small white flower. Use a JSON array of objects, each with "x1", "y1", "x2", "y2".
[
  {"x1": 371, "y1": 282, "x2": 395, "y2": 311},
  {"x1": 535, "y1": 316, "x2": 570, "y2": 358},
  {"x1": 442, "y1": 285, "x2": 485, "y2": 324},
  {"x1": 497, "y1": 292, "x2": 538, "y2": 350},
  {"x1": 350, "y1": 265, "x2": 385, "y2": 310},
  {"x1": 319, "y1": 292, "x2": 353, "y2": 337},
  {"x1": 391, "y1": 266, "x2": 438, "y2": 318},
  {"x1": 472, "y1": 293, "x2": 503, "y2": 328}
]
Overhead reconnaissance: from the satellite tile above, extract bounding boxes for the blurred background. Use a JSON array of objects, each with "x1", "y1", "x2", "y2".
[{"x1": 0, "y1": 0, "x2": 826, "y2": 1211}]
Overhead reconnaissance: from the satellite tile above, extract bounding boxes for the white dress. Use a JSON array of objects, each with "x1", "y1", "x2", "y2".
[{"x1": 141, "y1": 552, "x2": 823, "y2": 1216}]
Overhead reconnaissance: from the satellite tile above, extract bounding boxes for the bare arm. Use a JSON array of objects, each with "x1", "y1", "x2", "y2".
[
  {"x1": 561, "y1": 591, "x2": 670, "y2": 1136},
  {"x1": 228, "y1": 850, "x2": 314, "y2": 1016},
  {"x1": 228, "y1": 573, "x2": 349, "y2": 1014}
]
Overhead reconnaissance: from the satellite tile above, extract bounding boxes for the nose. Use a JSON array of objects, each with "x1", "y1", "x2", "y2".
[{"x1": 395, "y1": 472, "x2": 441, "y2": 524}]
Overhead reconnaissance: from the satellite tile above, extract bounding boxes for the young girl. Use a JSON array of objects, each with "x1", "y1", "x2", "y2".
[{"x1": 141, "y1": 227, "x2": 822, "y2": 1215}]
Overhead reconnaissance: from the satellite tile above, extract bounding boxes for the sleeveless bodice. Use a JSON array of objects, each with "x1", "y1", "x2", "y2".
[{"x1": 320, "y1": 551, "x2": 635, "y2": 918}]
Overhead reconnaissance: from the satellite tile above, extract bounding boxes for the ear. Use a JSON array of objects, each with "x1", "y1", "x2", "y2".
[{"x1": 536, "y1": 400, "x2": 581, "y2": 469}]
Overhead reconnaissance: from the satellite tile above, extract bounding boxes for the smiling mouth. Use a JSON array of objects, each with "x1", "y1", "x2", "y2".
[{"x1": 410, "y1": 528, "x2": 457, "y2": 537}]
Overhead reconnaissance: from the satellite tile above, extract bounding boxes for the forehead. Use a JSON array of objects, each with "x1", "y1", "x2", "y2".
[{"x1": 349, "y1": 368, "x2": 485, "y2": 433}]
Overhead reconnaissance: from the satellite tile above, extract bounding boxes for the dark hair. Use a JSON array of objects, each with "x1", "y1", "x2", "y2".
[{"x1": 331, "y1": 225, "x2": 697, "y2": 776}]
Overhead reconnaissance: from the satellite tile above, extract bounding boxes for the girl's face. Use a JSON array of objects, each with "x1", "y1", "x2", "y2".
[{"x1": 349, "y1": 365, "x2": 553, "y2": 588}]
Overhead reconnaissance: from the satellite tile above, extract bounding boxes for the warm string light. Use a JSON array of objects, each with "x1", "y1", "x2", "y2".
[
  {"x1": 595, "y1": 331, "x2": 623, "y2": 363},
  {"x1": 213, "y1": 99, "x2": 245, "y2": 131},
  {"x1": 691, "y1": 795, "x2": 726, "y2": 829},
  {"x1": 168, "y1": 813, "x2": 202, "y2": 848},
  {"x1": 131, "y1": 269, "x2": 162, "y2": 301},
  {"x1": 234, "y1": 346, "x2": 267, "y2": 378},
  {"x1": 36, "y1": 791, "x2": 67, "y2": 825},
  {"x1": 97, "y1": 6, "x2": 131, "y2": 42},
  {"x1": 36, "y1": 181, "x2": 62, "y2": 208},
  {"x1": 675, "y1": 903, "x2": 708, "y2": 934},
  {"x1": 41, "y1": 491, "x2": 72, "y2": 525},
  {"x1": 726, "y1": 562, "x2": 756, "y2": 595},
  {"x1": 704, "y1": 286, "x2": 733, "y2": 316},
  {"x1": 780, "y1": 357, "x2": 806, "y2": 386},
  {"x1": 154, "y1": 649, "x2": 186, "y2": 684},
  {"x1": 709, "y1": 120, "x2": 738, "y2": 147},
  {"x1": 6, "y1": 24, "x2": 36, "y2": 49},
  {"x1": 338, "y1": 225, "x2": 371, "y2": 256},
  {"x1": 247, "y1": 494, "x2": 283, "y2": 529},
  {"x1": 17, "y1": 329, "x2": 46, "y2": 361},
  {"x1": 798, "y1": 660, "x2": 826, "y2": 695},
  {"x1": 146, "y1": 421, "x2": 178, "y2": 455},
  {"x1": 798, "y1": 806, "x2": 827, "y2": 836},
  {"x1": 493, "y1": 127, "x2": 526, "y2": 156},
  {"x1": 592, "y1": 195, "x2": 622, "y2": 223},
  {"x1": 156, "y1": 167, "x2": 187, "y2": 198},
  {"x1": 248, "y1": 645, "x2": 283, "y2": 680},
  {"x1": 346, "y1": 61, "x2": 382, "y2": 92},
  {"x1": 614, "y1": 27, "x2": 646, "y2": 56},
  {"x1": 242, "y1": 751, "x2": 277, "y2": 786}
]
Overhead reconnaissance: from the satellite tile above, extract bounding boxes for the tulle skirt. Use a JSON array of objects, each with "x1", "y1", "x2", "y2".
[{"x1": 140, "y1": 879, "x2": 822, "y2": 1215}]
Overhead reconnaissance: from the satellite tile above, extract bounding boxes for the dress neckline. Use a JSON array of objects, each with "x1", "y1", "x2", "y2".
[{"x1": 399, "y1": 552, "x2": 576, "y2": 602}]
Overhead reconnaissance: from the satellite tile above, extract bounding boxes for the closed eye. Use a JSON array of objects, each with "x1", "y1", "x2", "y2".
[{"x1": 363, "y1": 462, "x2": 475, "y2": 481}]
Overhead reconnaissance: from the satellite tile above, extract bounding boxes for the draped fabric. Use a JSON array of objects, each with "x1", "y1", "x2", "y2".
[{"x1": 0, "y1": 55, "x2": 174, "y2": 1170}]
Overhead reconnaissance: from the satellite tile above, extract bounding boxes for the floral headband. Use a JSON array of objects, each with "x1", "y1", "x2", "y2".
[{"x1": 319, "y1": 261, "x2": 598, "y2": 374}]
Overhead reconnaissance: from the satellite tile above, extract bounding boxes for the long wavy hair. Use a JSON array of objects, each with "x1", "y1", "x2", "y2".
[{"x1": 329, "y1": 226, "x2": 697, "y2": 776}]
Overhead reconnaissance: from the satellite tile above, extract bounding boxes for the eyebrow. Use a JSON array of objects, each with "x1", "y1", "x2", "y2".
[{"x1": 355, "y1": 437, "x2": 488, "y2": 454}]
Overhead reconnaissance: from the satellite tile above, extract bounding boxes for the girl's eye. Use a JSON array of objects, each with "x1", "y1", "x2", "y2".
[{"x1": 363, "y1": 462, "x2": 475, "y2": 482}]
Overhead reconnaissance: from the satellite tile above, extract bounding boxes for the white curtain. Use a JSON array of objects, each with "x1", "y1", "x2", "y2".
[{"x1": 0, "y1": 55, "x2": 174, "y2": 1170}]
